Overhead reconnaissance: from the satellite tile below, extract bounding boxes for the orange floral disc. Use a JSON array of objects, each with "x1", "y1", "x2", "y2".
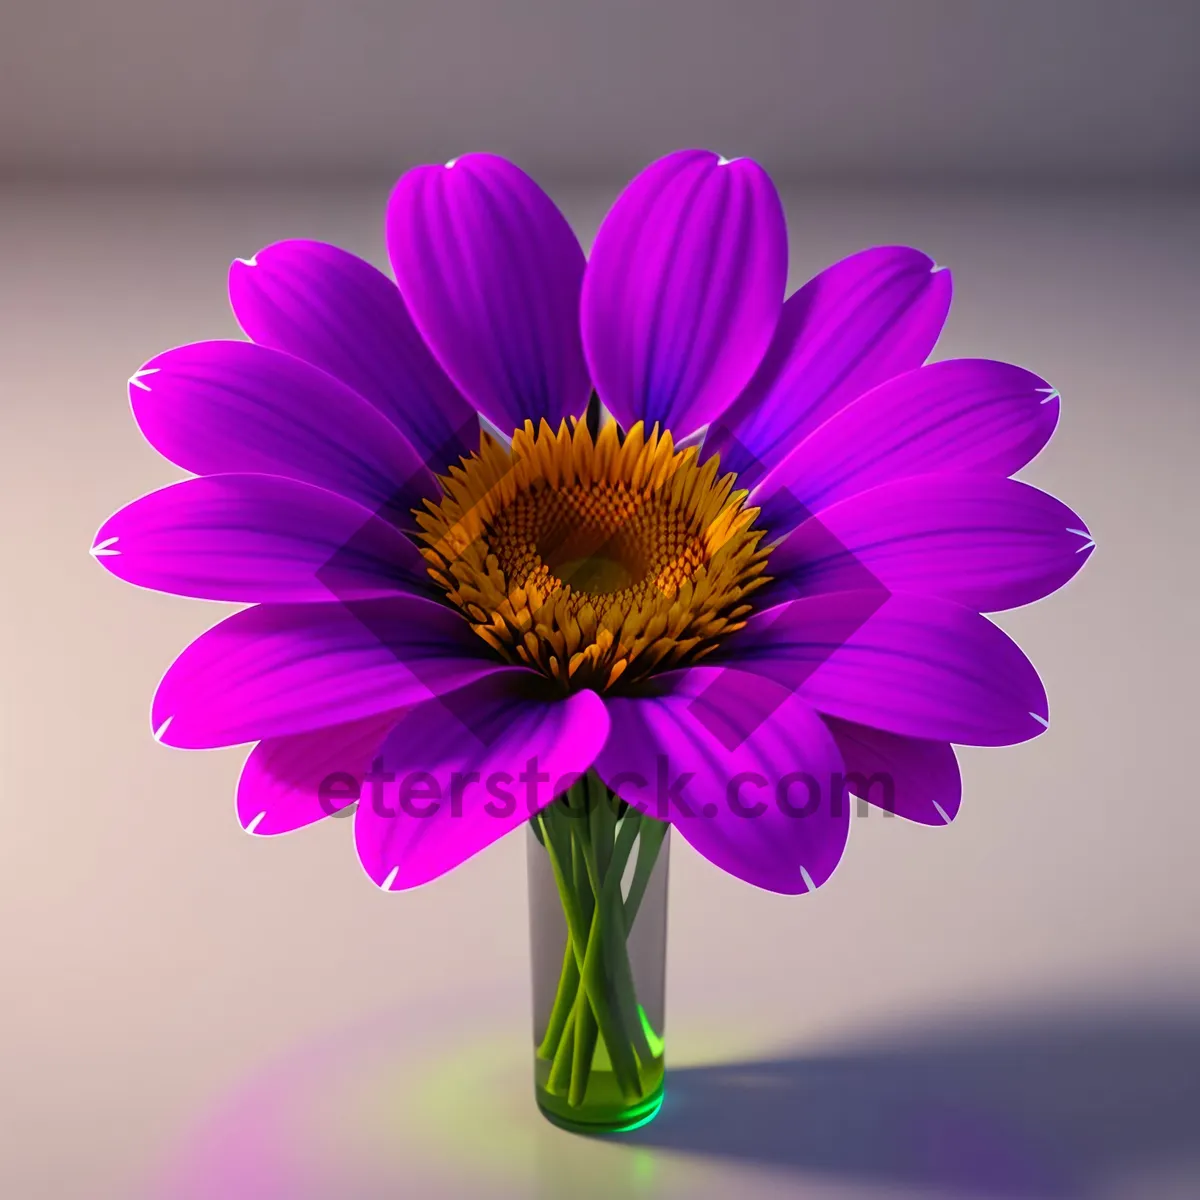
[{"x1": 417, "y1": 418, "x2": 772, "y2": 691}]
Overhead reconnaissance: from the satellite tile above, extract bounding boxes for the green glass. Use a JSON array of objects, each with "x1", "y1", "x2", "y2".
[{"x1": 527, "y1": 772, "x2": 670, "y2": 1133}]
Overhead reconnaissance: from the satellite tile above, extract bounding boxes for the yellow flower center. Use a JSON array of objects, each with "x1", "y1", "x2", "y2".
[{"x1": 417, "y1": 418, "x2": 771, "y2": 690}]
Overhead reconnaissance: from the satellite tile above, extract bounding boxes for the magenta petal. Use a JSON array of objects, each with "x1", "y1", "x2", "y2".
[
  {"x1": 582, "y1": 149, "x2": 787, "y2": 439},
  {"x1": 130, "y1": 340, "x2": 437, "y2": 525},
  {"x1": 768, "y1": 474, "x2": 1094, "y2": 612},
  {"x1": 354, "y1": 676, "x2": 609, "y2": 889},
  {"x1": 708, "y1": 247, "x2": 952, "y2": 482},
  {"x1": 152, "y1": 597, "x2": 500, "y2": 748},
  {"x1": 823, "y1": 715, "x2": 961, "y2": 826},
  {"x1": 385, "y1": 154, "x2": 591, "y2": 433},
  {"x1": 228, "y1": 240, "x2": 479, "y2": 464},
  {"x1": 237, "y1": 710, "x2": 404, "y2": 836},
  {"x1": 595, "y1": 667, "x2": 848, "y2": 894},
  {"x1": 729, "y1": 592, "x2": 1048, "y2": 746},
  {"x1": 752, "y1": 358, "x2": 1061, "y2": 526},
  {"x1": 92, "y1": 474, "x2": 432, "y2": 603}
]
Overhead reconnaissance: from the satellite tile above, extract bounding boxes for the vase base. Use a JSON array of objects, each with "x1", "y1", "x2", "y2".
[{"x1": 535, "y1": 1080, "x2": 664, "y2": 1135}]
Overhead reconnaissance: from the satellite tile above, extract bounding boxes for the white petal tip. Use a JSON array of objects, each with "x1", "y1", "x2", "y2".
[
  {"x1": 715, "y1": 155, "x2": 742, "y2": 167},
  {"x1": 799, "y1": 866, "x2": 816, "y2": 893},
  {"x1": 1066, "y1": 527, "x2": 1095, "y2": 553},
  {"x1": 381, "y1": 866, "x2": 400, "y2": 891},
  {"x1": 153, "y1": 715, "x2": 174, "y2": 743},
  {"x1": 233, "y1": 254, "x2": 258, "y2": 268},
  {"x1": 1030, "y1": 711, "x2": 1050, "y2": 729},
  {"x1": 932, "y1": 801, "x2": 951, "y2": 825},
  {"x1": 444, "y1": 157, "x2": 459, "y2": 169},
  {"x1": 90, "y1": 536, "x2": 120, "y2": 558},
  {"x1": 246, "y1": 811, "x2": 267, "y2": 835},
  {"x1": 128, "y1": 367, "x2": 160, "y2": 393},
  {"x1": 930, "y1": 262, "x2": 949, "y2": 274},
  {"x1": 1036, "y1": 386, "x2": 1060, "y2": 404}
]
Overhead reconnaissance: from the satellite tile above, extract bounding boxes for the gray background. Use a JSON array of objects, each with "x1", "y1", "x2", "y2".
[
  {"x1": 2, "y1": 3, "x2": 1198, "y2": 1198},
  {"x1": 2, "y1": 0, "x2": 1198, "y2": 183}
]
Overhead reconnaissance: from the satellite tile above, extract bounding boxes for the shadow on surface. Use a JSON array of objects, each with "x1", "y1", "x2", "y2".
[{"x1": 624, "y1": 1007, "x2": 1200, "y2": 1197}]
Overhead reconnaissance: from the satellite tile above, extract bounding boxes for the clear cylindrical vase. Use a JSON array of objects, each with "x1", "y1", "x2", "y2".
[{"x1": 527, "y1": 771, "x2": 670, "y2": 1133}]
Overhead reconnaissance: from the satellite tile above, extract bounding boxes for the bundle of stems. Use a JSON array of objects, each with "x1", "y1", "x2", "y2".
[{"x1": 534, "y1": 772, "x2": 668, "y2": 1108}]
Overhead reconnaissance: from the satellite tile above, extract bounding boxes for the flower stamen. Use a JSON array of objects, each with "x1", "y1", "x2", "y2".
[{"x1": 418, "y1": 418, "x2": 771, "y2": 690}]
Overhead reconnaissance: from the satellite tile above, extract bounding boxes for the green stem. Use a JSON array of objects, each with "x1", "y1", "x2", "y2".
[
  {"x1": 624, "y1": 813, "x2": 668, "y2": 928},
  {"x1": 536, "y1": 939, "x2": 578, "y2": 1061},
  {"x1": 602, "y1": 809, "x2": 664, "y2": 1067},
  {"x1": 602, "y1": 872, "x2": 655, "y2": 1067},
  {"x1": 575, "y1": 812, "x2": 646, "y2": 1101},
  {"x1": 538, "y1": 789, "x2": 596, "y2": 1064},
  {"x1": 537, "y1": 808, "x2": 642, "y2": 1103},
  {"x1": 569, "y1": 923, "x2": 600, "y2": 1106},
  {"x1": 546, "y1": 1003, "x2": 576, "y2": 1094},
  {"x1": 535, "y1": 776, "x2": 671, "y2": 1111},
  {"x1": 536, "y1": 806, "x2": 581, "y2": 1063},
  {"x1": 588, "y1": 771, "x2": 616, "y2": 880}
]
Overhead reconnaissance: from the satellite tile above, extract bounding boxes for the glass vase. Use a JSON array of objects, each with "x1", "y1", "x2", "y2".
[{"x1": 527, "y1": 771, "x2": 670, "y2": 1133}]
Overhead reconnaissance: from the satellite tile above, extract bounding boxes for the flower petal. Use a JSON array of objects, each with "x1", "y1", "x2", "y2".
[
  {"x1": 237, "y1": 710, "x2": 405, "y2": 836},
  {"x1": 228, "y1": 240, "x2": 480, "y2": 465},
  {"x1": 767, "y1": 474, "x2": 1094, "y2": 612},
  {"x1": 823, "y1": 715, "x2": 962, "y2": 826},
  {"x1": 595, "y1": 666, "x2": 848, "y2": 894},
  {"x1": 130, "y1": 340, "x2": 437, "y2": 526},
  {"x1": 752, "y1": 358, "x2": 1061, "y2": 528},
  {"x1": 385, "y1": 154, "x2": 591, "y2": 433},
  {"x1": 581, "y1": 149, "x2": 787, "y2": 438},
  {"x1": 354, "y1": 675, "x2": 609, "y2": 889},
  {"x1": 728, "y1": 591, "x2": 1048, "y2": 746},
  {"x1": 92, "y1": 474, "x2": 432, "y2": 603},
  {"x1": 152, "y1": 597, "x2": 501, "y2": 748},
  {"x1": 707, "y1": 247, "x2": 952, "y2": 483}
]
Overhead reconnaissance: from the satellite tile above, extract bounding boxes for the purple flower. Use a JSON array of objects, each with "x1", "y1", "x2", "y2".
[{"x1": 92, "y1": 149, "x2": 1092, "y2": 895}]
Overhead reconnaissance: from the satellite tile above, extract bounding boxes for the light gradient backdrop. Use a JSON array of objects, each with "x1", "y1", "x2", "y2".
[{"x1": 2, "y1": 3, "x2": 1198, "y2": 1198}]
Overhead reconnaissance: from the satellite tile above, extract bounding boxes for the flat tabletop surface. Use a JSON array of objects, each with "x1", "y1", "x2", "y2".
[{"x1": 2, "y1": 181, "x2": 1198, "y2": 1199}]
